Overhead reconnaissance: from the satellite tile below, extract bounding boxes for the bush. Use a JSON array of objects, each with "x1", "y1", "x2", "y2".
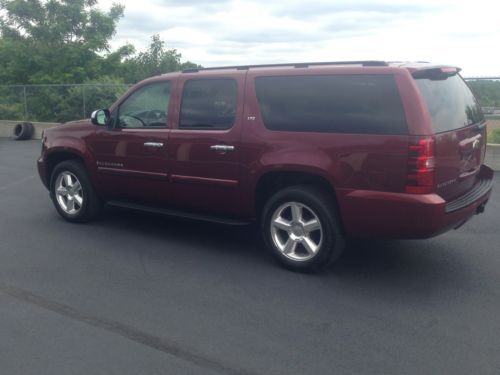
[{"x1": 490, "y1": 129, "x2": 500, "y2": 144}]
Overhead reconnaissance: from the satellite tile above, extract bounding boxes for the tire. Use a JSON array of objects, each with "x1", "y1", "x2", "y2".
[
  {"x1": 261, "y1": 185, "x2": 344, "y2": 272},
  {"x1": 50, "y1": 160, "x2": 102, "y2": 223},
  {"x1": 13, "y1": 122, "x2": 34, "y2": 140}
]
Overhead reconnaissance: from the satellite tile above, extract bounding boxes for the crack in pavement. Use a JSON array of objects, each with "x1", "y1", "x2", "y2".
[{"x1": 0, "y1": 283, "x2": 259, "y2": 375}]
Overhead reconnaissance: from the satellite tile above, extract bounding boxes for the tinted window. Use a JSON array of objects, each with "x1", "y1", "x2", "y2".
[
  {"x1": 118, "y1": 81, "x2": 171, "y2": 128},
  {"x1": 255, "y1": 75, "x2": 407, "y2": 134},
  {"x1": 180, "y1": 79, "x2": 237, "y2": 129},
  {"x1": 415, "y1": 75, "x2": 484, "y2": 133}
]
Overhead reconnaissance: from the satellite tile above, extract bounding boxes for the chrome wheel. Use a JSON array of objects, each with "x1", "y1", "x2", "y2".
[
  {"x1": 270, "y1": 201, "x2": 323, "y2": 261},
  {"x1": 55, "y1": 171, "x2": 83, "y2": 215}
]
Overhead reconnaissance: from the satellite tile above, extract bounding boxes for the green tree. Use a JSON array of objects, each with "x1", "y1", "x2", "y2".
[
  {"x1": 468, "y1": 80, "x2": 500, "y2": 107},
  {"x1": 0, "y1": 0, "x2": 127, "y2": 121},
  {"x1": 0, "y1": 1, "x2": 200, "y2": 121},
  {"x1": 0, "y1": 0, "x2": 124, "y2": 84},
  {"x1": 123, "y1": 34, "x2": 200, "y2": 83}
]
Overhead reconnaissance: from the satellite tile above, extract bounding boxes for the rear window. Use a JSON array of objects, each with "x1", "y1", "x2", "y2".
[
  {"x1": 254, "y1": 75, "x2": 407, "y2": 134},
  {"x1": 415, "y1": 75, "x2": 484, "y2": 133},
  {"x1": 180, "y1": 78, "x2": 237, "y2": 130}
]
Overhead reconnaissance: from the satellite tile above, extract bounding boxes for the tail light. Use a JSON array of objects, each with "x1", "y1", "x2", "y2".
[{"x1": 406, "y1": 136, "x2": 435, "y2": 194}]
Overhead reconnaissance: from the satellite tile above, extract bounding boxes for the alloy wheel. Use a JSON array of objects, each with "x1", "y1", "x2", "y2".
[
  {"x1": 55, "y1": 171, "x2": 83, "y2": 215},
  {"x1": 270, "y1": 201, "x2": 323, "y2": 261}
]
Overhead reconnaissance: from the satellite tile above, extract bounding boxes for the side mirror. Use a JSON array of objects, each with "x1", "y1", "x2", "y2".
[{"x1": 91, "y1": 109, "x2": 111, "y2": 126}]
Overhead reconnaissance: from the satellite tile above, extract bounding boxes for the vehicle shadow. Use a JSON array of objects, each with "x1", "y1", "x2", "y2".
[
  {"x1": 100, "y1": 206, "x2": 472, "y2": 297},
  {"x1": 100, "y1": 206, "x2": 266, "y2": 259}
]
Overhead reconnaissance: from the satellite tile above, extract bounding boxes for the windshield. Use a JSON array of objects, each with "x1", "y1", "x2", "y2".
[{"x1": 415, "y1": 75, "x2": 484, "y2": 133}]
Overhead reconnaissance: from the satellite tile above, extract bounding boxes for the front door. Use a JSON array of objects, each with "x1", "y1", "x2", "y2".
[
  {"x1": 90, "y1": 80, "x2": 174, "y2": 205},
  {"x1": 168, "y1": 73, "x2": 245, "y2": 216}
]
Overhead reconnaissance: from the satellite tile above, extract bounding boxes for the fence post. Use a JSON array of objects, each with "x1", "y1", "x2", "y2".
[
  {"x1": 82, "y1": 86, "x2": 86, "y2": 118},
  {"x1": 23, "y1": 86, "x2": 28, "y2": 120}
]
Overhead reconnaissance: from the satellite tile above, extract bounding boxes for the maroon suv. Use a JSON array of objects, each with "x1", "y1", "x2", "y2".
[{"x1": 37, "y1": 61, "x2": 494, "y2": 272}]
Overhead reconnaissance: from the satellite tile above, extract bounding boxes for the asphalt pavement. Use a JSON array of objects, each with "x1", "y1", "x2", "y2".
[{"x1": 1, "y1": 139, "x2": 499, "y2": 375}]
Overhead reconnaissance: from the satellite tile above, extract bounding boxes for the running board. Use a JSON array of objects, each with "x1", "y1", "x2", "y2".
[{"x1": 106, "y1": 200, "x2": 250, "y2": 226}]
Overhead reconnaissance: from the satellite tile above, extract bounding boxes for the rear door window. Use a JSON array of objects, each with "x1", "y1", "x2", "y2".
[
  {"x1": 415, "y1": 75, "x2": 484, "y2": 133},
  {"x1": 180, "y1": 79, "x2": 237, "y2": 130},
  {"x1": 254, "y1": 75, "x2": 407, "y2": 134}
]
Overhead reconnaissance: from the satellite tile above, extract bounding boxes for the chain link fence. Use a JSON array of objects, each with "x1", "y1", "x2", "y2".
[
  {"x1": 0, "y1": 79, "x2": 498, "y2": 123},
  {"x1": 0, "y1": 84, "x2": 132, "y2": 123}
]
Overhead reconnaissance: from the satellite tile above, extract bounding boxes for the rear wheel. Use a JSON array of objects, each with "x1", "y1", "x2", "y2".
[
  {"x1": 262, "y1": 185, "x2": 344, "y2": 272},
  {"x1": 50, "y1": 160, "x2": 102, "y2": 222}
]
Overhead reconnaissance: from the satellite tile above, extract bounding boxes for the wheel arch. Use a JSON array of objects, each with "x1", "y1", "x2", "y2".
[
  {"x1": 254, "y1": 170, "x2": 343, "y2": 226},
  {"x1": 45, "y1": 150, "x2": 87, "y2": 188}
]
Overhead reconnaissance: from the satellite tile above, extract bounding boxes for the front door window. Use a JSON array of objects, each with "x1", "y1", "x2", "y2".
[{"x1": 118, "y1": 81, "x2": 171, "y2": 128}]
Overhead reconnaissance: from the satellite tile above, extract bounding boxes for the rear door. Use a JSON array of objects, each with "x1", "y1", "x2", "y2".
[
  {"x1": 414, "y1": 71, "x2": 486, "y2": 200},
  {"x1": 168, "y1": 73, "x2": 245, "y2": 216}
]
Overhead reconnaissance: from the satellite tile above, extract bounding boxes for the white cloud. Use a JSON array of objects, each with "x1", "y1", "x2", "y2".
[{"x1": 98, "y1": 0, "x2": 500, "y2": 76}]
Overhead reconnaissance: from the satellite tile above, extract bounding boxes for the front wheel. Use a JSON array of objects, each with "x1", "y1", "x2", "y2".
[
  {"x1": 50, "y1": 160, "x2": 102, "y2": 223},
  {"x1": 261, "y1": 186, "x2": 344, "y2": 272}
]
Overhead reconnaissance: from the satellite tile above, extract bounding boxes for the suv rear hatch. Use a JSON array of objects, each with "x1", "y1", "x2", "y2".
[{"x1": 414, "y1": 68, "x2": 487, "y2": 201}]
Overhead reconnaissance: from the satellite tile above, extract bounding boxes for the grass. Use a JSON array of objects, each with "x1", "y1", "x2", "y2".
[
  {"x1": 489, "y1": 129, "x2": 500, "y2": 144},
  {"x1": 486, "y1": 118, "x2": 500, "y2": 144}
]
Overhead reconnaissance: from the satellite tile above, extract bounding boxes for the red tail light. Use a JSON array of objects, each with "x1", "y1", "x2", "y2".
[{"x1": 406, "y1": 137, "x2": 435, "y2": 194}]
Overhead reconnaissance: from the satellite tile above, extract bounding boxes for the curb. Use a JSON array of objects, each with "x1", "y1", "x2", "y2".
[
  {"x1": 485, "y1": 143, "x2": 500, "y2": 171},
  {"x1": 0, "y1": 120, "x2": 59, "y2": 140}
]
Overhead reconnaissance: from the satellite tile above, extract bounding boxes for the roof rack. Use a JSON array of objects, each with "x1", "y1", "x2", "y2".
[{"x1": 182, "y1": 60, "x2": 388, "y2": 73}]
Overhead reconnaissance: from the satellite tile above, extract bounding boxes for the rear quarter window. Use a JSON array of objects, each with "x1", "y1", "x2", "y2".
[
  {"x1": 415, "y1": 75, "x2": 484, "y2": 133},
  {"x1": 254, "y1": 75, "x2": 407, "y2": 135}
]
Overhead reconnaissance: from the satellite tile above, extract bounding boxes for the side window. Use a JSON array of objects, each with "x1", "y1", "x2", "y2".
[
  {"x1": 118, "y1": 81, "x2": 171, "y2": 128},
  {"x1": 180, "y1": 79, "x2": 237, "y2": 130},
  {"x1": 255, "y1": 75, "x2": 407, "y2": 135}
]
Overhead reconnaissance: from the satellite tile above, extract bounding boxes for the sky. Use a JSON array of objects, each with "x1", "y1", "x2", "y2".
[{"x1": 98, "y1": 0, "x2": 500, "y2": 77}]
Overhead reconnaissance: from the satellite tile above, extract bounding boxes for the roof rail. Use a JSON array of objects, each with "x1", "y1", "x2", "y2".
[{"x1": 182, "y1": 60, "x2": 388, "y2": 73}]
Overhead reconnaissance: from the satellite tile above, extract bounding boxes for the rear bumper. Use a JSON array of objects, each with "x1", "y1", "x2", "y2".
[{"x1": 338, "y1": 165, "x2": 494, "y2": 239}]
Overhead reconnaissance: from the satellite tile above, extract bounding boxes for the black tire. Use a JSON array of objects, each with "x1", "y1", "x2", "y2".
[
  {"x1": 13, "y1": 122, "x2": 34, "y2": 140},
  {"x1": 50, "y1": 160, "x2": 102, "y2": 223},
  {"x1": 261, "y1": 185, "x2": 344, "y2": 273}
]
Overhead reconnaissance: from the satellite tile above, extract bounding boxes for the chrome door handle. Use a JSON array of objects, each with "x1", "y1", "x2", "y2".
[
  {"x1": 144, "y1": 142, "x2": 164, "y2": 148},
  {"x1": 210, "y1": 145, "x2": 235, "y2": 152}
]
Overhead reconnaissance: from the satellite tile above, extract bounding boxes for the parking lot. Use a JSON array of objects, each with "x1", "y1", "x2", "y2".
[{"x1": 1, "y1": 139, "x2": 499, "y2": 375}]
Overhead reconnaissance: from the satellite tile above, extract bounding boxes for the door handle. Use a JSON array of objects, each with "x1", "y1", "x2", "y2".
[
  {"x1": 210, "y1": 145, "x2": 235, "y2": 153},
  {"x1": 144, "y1": 142, "x2": 164, "y2": 148}
]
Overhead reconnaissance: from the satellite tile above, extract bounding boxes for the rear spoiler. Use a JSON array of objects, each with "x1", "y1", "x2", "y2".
[{"x1": 412, "y1": 67, "x2": 461, "y2": 80}]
